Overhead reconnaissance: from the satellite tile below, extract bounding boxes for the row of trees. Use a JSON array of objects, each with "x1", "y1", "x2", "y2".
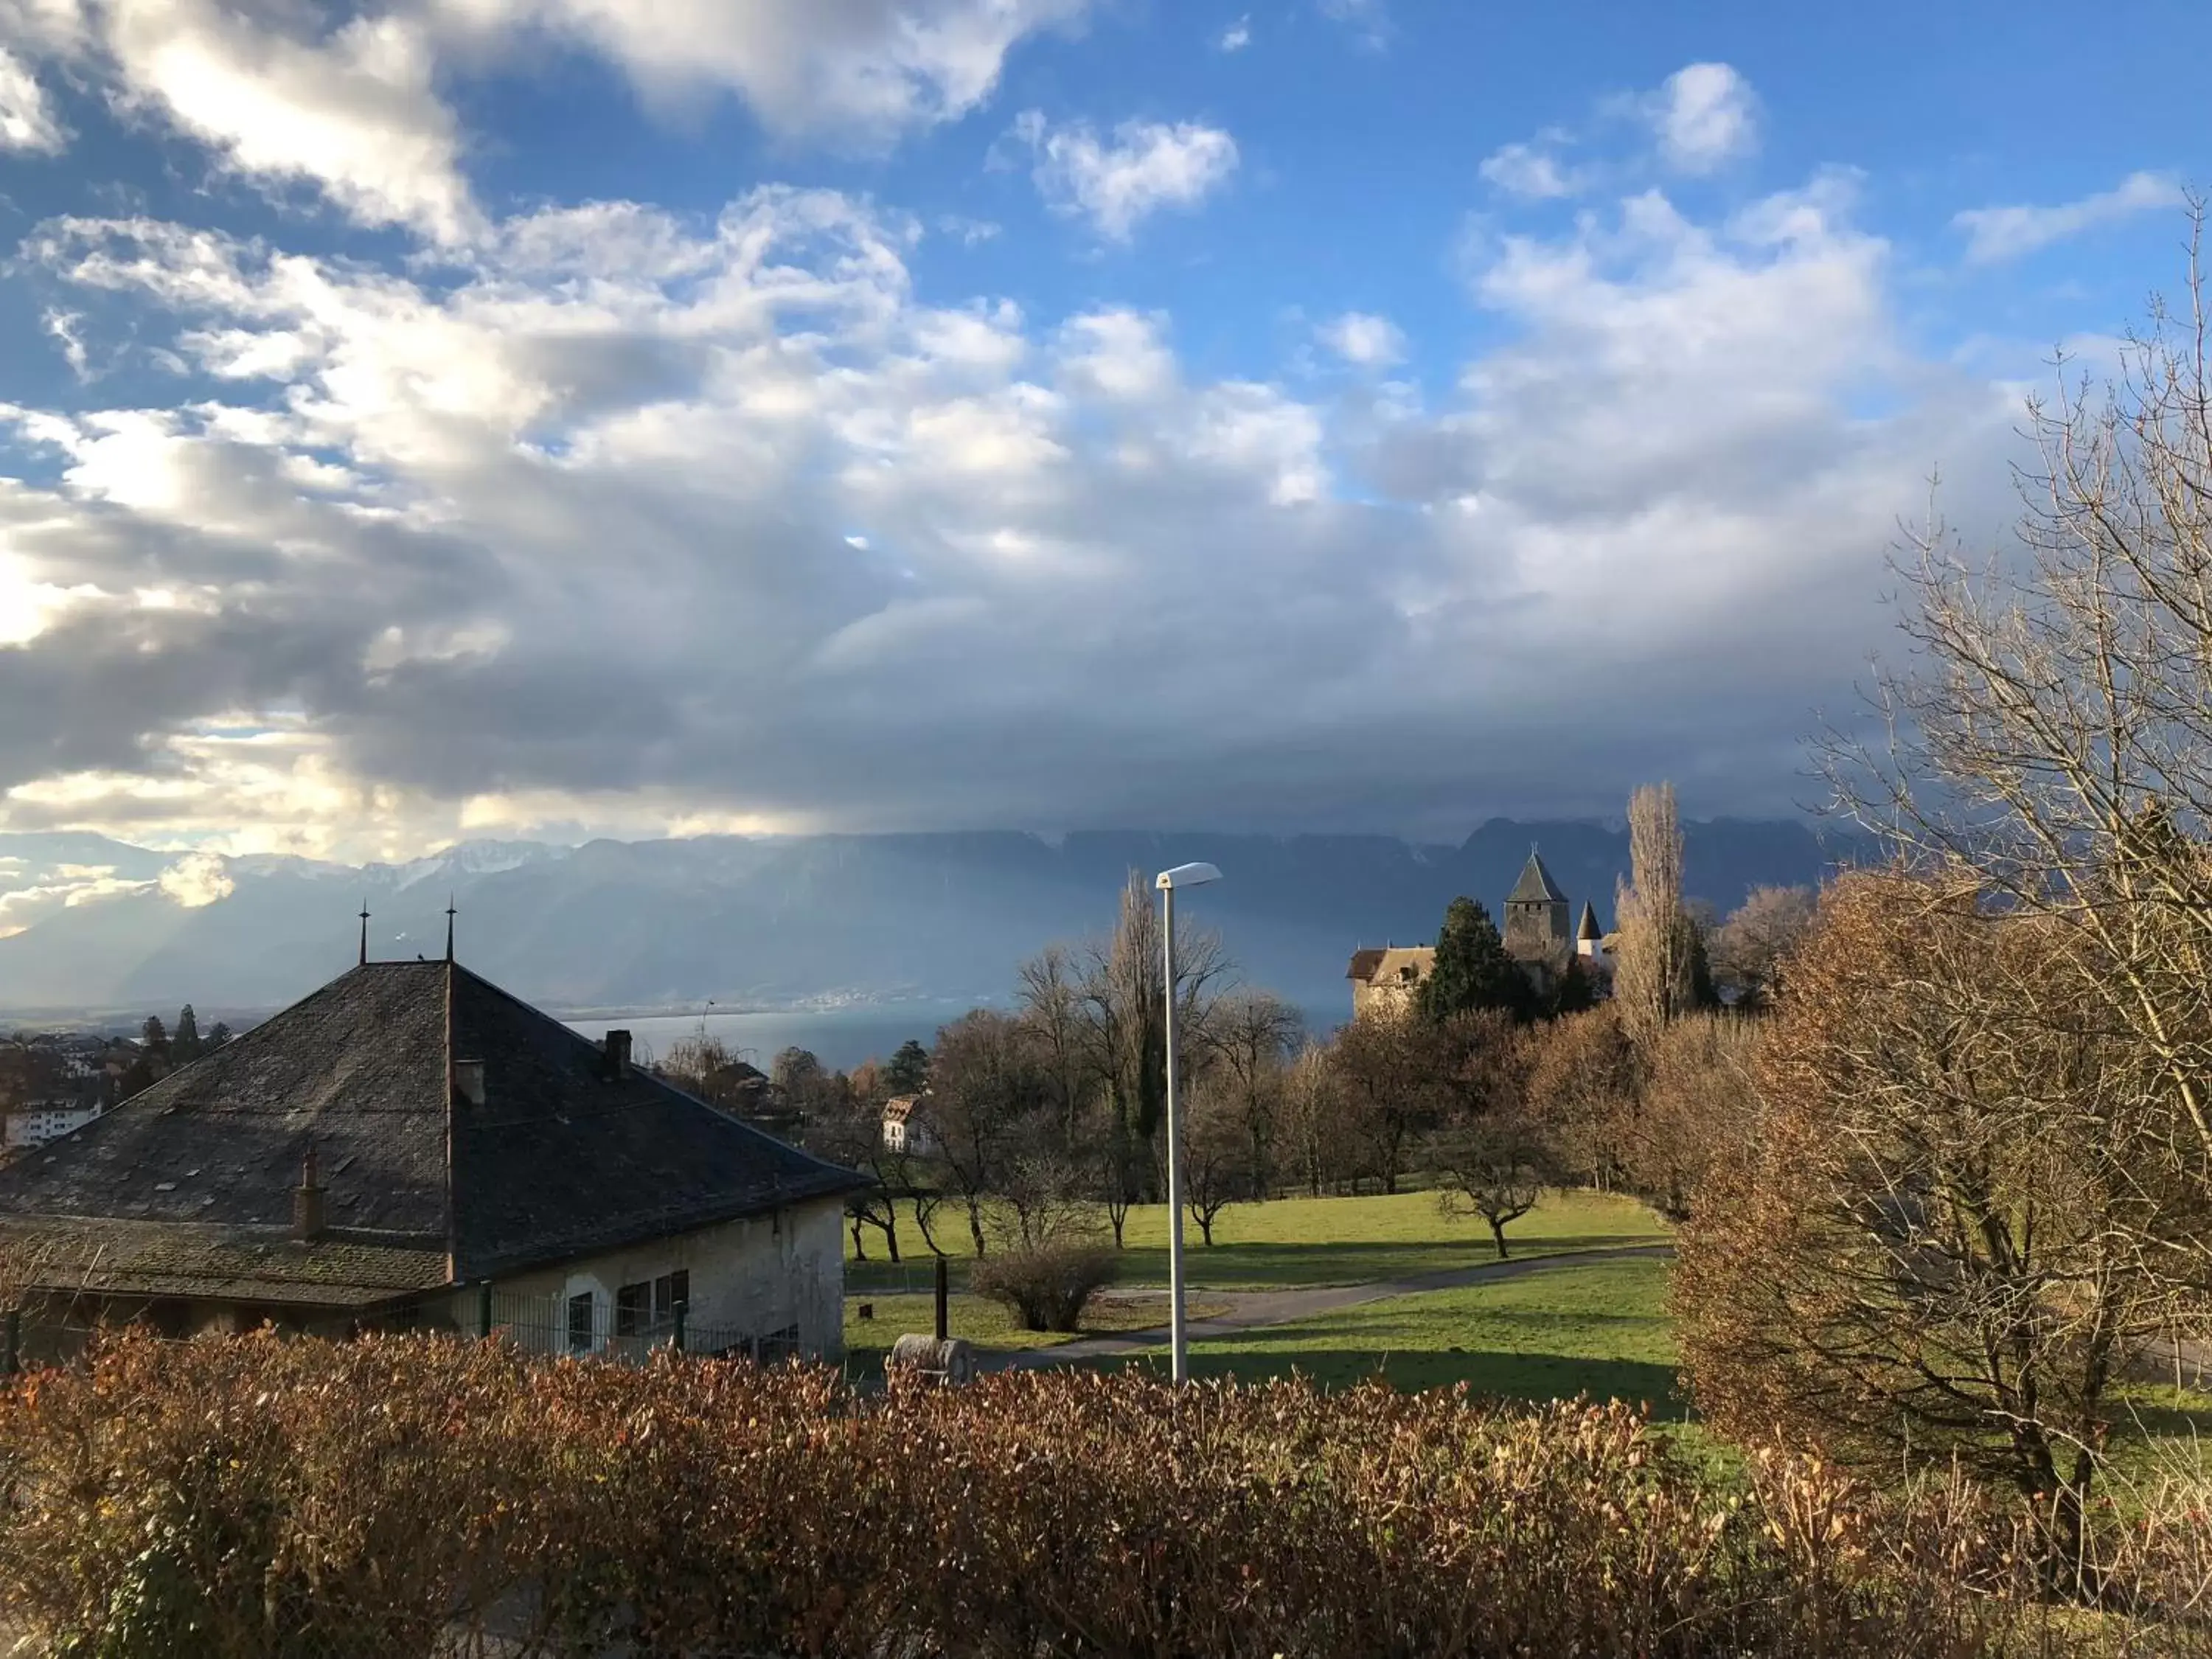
[{"x1": 724, "y1": 789, "x2": 1817, "y2": 1270}]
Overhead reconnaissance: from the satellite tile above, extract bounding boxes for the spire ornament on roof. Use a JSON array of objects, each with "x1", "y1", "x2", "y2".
[
  {"x1": 358, "y1": 901, "x2": 371, "y2": 966},
  {"x1": 445, "y1": 896, "x2": 457, "y2": 963}
]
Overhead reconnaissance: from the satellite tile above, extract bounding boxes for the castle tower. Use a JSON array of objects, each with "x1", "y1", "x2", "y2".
[
  {"x1": 1575, "y1": 899, "x2": 1602, "y2": 957},
  {"x1": 1503, "y1": 847, "x2": 1570, "y2": 971}
]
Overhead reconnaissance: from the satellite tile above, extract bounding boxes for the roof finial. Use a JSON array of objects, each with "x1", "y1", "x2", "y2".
[
  {"x1": 358, "y1": 900, "x2": 370, "y2": 966},
  {"x1": 445, "y1": 894, "x2": 456, "y2": 964}
]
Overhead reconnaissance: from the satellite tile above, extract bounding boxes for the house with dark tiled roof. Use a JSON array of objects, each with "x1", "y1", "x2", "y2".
[{"x1": 0, "y1": 956, "x2": 868, "y2": 1362}]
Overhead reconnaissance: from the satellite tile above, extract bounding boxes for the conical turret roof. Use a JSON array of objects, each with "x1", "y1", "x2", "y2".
[
  {"x1": 1508, "y1": 847, "x2": 1568, "y2": 905},
  {"x1": 1576, "y1": 899, "x2": 1601, "y2": 941}
]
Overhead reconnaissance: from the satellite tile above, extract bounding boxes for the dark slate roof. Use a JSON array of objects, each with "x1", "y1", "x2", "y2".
[
  {"x1": 1346, "y1": 947, "x2": 1387, "y2": 982},
  {"x1": 0, "y1": 960, "x2": 869, "y2": 1296},
  {"x1": 1577, "y1": 900, "x2": 1602, "y2": 941},
  {"x1": 1507, "y1": 849, "x2": 1569, "y2": 905},
  {"x1": 0, "y1": 1218, "x2": 448, "y2": 1308},
  {"x1": 445, "y1": 964, "x2": 866, "y2": 1277}
]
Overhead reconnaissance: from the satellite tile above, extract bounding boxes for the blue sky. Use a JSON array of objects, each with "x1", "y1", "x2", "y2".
[{"x1": 0, "y1": 0, "x2": 2205, "y2": 886}]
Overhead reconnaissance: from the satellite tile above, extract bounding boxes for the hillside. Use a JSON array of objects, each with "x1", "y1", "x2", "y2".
[{"x1": 0, "y1": 818, "x2": 1865, "y2": 1018}]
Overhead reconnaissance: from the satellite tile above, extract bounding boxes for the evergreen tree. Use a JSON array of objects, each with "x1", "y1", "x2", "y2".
[
  {"x1": 205, "y1": 1021, "x2": 234, "y2": 1050},
  {"x1": 884, "y1": 1037, "x2": 931, "y2": 1095},
  {"x1": 1549, "y1": 954, "x2": 1599, "y2": 1017},
  {"x1": 139, "y1": 1015, "x2": 167, "y2": 1054},
  {"x1": 173, "y1": 1004, "x2": 201, "y2": 1062},
  {"x1": 1686, "y1": 919, "x2": 1721, "y2": 1010},
  {"x1": 1416, "y1": 897, "x2": 1535, "y2": 1024}
]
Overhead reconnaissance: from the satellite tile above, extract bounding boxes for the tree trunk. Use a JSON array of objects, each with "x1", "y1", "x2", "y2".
[
  {"x1": 850, "y1": 1215, "x2": 867, "y2": 1259},
  {"x1": 883, "y1": 1210, "x2": 901, "y2": 1264},
  {"x1": 911, "y1": 1198, "x2": 945, "y2": 1258},
  {"x1": 1197, "y1": 1209, "x2": 1214, "y2": 1246},
  {"x1": 967, "y1": 1200, "x2": 988, "y2": 1259},
  {"x1": 1489, "y1": 1218, "x2": 1509, "y2": 1259}
]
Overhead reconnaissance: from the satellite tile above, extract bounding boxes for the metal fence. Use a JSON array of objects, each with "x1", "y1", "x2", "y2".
[
  {"x1": 0, "y1": 1291, "x2": 806, "y2": 1376},
  {"x1": 463, "y1": 1286, "x2": 801, "y2": 1366}
]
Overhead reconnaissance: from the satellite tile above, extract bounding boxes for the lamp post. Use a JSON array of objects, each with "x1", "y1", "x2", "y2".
[{"x1": 1155, "y1": 860, "x2": 1222, "y2": 1385}]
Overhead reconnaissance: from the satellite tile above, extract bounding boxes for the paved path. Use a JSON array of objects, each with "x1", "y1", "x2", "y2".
[{"x1": 994, "y1": 1242, "x2": 1676, "y2": 1371}]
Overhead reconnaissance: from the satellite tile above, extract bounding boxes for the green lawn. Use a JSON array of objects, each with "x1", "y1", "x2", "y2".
[
  {"x1": 843, "y1": 1290, "x2": 1231, "y2": 1365},
  {"x1": 845, "y1": 1188, "x2": 1671, "y2": 1295},
  {"x1": 1098, "y1": 1254, "x2": 1687, "y2": 1411}
]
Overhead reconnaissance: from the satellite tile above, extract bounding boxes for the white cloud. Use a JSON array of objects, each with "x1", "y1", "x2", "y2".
[
  {"x1": 0, "y1": 159, "x2": 2034, "y2": 852},
  {"x1": 97, "y1": 0, "x2": 478, "y2": 241},
  {"x1": 429, "y1": 0, "x2": 1087, "y2": 145},
  {"x1": 938, "y1": 213, "x2": 1001, "y2": 246},
  {"x1": 1316, "y1": 0, "x2": 1388, "y2": 49},
  {"x1": 1953, "y1": 170, "x2": 2185, "y2": 264},
  {"x1": 1218, "y1": 15, "x2": 1251, "y2": 51},
  {"x1": 0, "y1": 45, "x2": 64, "y2": 150},
  {"x1": 158, "y1": 849, "x2": 234, "y2": 907},
  {"x1": 1651, "y1": 62, "x2": 1757, "y2": 174},
  {"x1": 1478, "y1": 139, "x2": 1580, "y2": 200},
  {"x1": 1014, "y1": 111, "x2": 1239, "y2": 240},
  {"x1": 1320, "y1": 311, "x2": 1405, "y2": 366}
]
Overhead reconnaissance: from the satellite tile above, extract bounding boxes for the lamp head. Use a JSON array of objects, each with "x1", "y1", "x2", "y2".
[{"x1": 1155, "y1": 862, "x2": 1222, "y2": 891}]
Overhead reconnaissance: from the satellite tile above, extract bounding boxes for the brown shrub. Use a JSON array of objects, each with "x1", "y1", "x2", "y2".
[
  {"x1": 0, "y1": 1329, "x2": 2205, "y2": 1656},
  {"x1": 969, "y1": 1239, "x2": 1116, "y2": 1331}
]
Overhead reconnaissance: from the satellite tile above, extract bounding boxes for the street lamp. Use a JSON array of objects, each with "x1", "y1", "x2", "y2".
[{"x1": 1155, "y1": 860, "x2": 1221, "y2": 1385}]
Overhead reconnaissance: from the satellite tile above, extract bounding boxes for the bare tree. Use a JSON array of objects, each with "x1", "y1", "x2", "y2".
[
  {"x1": 1820, "y1": 219, "x2": 2212, "y2": 1295},
  {"x1": 919, "y1": 1011, "x2": 1050, "y2": 1259},
  {"x1": 1276, "y1": 1037, "x2": 1352, "y2": 1198},
  {"x1": 1676, "y1": 869, "x2": 2191, "y2": 1587},
  {"x1": 1431, "y1": 1114, "x2": 1548, "y2": 1259},
  {"x1": 1173, "y1": 1078, "x2": 1253, "y2": 1246},
  {"x1": 1613, "y1": 1011, "x2": 1759, "y2": 1221},
  {"x1": 1520, "y1": 1006, "x2": 1642, "y2": 1191},
  {"x1": 1077, "y1": 872, "x2": 1230, "y2": 1203},
  {"x1": 1328, "y1": 1011, "x2": 1455, "y2": 1195},
  {"x1": 1075, "y1": 1096, "x2": 1149, "y2": 1247},
  {"x1": 1710, "y1": 885, "x2": 1819, "y2": 1009},
  {"x1": 1203, "y1": 990, "x2": 1303, "y2": 1198},
  {"x1": 804, "y1": 1079, "x2": 913, "y2": 1263},
  {"x1": 1018, "y1": 943, "x2": 1095, "y2": 1144},
  {"x1": 1613, "y1": 782, "x2": 1696, "y2": 1050}
]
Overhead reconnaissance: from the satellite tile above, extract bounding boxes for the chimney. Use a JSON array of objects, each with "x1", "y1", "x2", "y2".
[
  {"x1": 453, "y1": 1059, "x2": 486, "y2": 1107},
  {"x1": 604, "y1": 1029, "x2": 632, "y2": 1080},
  {"x1": 292, "y1": 1148, "x2": 325, "y2": 1243}
]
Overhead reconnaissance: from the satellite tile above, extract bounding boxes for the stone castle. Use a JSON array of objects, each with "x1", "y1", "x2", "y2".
[{"x1": 1345, "y1": 848, "x2": 1608, "y2": 1017}]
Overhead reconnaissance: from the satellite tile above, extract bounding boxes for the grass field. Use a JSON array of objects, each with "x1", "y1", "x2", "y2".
[
  {"x1": 1099, "y1": 1254, "x2": 1685, "y2": 1408},
  {"x1": 844, "y1": 1188, "x2": 1672, "y2": 1295},
  {"x1": 842, "y1": 1289, "x2": 1231, "y2": 1360}
]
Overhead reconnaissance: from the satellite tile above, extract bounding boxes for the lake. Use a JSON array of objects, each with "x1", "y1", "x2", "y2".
[
  {"x1": 563, "y1": 1005, "x2": 982, "y2": 1074},
  {"x1": 566, "y1": 999, "x2": 1346, "y2": 1075}
]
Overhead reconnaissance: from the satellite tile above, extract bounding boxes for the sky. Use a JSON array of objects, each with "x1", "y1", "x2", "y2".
[{"x1": 0, "y1": 0, "x2": 2207, "y2": 864}]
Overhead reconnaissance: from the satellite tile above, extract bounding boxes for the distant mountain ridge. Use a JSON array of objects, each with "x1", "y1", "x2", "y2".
[{"x1": 0, "y1": 818, "x2": 1871, "y2": 1020}]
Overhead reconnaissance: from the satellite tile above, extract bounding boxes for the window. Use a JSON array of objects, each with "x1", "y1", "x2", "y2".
[
  {"x1": 614, "y1": 1271, "x2": 689, "y2": 1341},
  {"x1": 566, "y1": 1291, "x2": 594, "y2": 1354},
  {"x1": 653, "y1": 1270, "x2": 689, "y2": 1329},
  {"x1": 613, "y1": 1281, "x2": 649, "y2": 1338}
]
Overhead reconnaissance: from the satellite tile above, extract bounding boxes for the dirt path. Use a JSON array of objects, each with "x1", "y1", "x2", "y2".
[{"x1": 993, "y1": 1242, "x2": 1677, "y2": 1371}]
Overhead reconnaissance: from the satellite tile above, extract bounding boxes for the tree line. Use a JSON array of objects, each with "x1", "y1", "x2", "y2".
[{"x1": 649, "y1": 788, "x2": 1811, "y2": 1275}]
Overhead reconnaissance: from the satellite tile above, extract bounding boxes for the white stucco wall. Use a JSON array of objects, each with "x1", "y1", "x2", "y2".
[{"x1": 444, "y1": 1196, "x2": 847, "y2": 1363}]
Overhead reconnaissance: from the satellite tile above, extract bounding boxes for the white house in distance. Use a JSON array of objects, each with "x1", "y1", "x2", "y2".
[
  {"x1": 880, "y1": 1093, "x2": 934, "y2": 1157},
  {"x1": 3, "y1": 1077, "x2": 108, "y2": 1150},
  {"x1": 0, "y1": 953, "x2": 869, "y2": 1363}
]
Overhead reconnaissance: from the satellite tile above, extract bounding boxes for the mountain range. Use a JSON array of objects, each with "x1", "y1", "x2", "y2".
[{"x1": 0, "y1": 820, "x2": 1871, "y2": 1023}]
